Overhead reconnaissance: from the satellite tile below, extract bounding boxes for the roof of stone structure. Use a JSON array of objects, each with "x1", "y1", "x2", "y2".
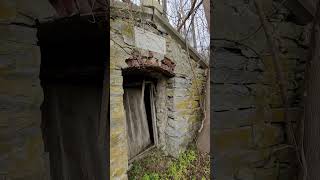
[{"x1": 110, "y1": 1, "x2": 209, "y2": 69}]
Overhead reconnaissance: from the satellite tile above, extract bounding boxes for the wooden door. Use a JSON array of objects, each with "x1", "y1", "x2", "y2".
[{"x1": 124, "y1": 82, "x2": 153, "y2": 159}]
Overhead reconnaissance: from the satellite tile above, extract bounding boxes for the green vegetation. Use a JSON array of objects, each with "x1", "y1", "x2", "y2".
[{"x1": 128, "y1": 144, "x2": 210, "y2": 180}]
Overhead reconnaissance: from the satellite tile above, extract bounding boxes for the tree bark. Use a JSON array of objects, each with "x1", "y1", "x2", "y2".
[
  {"x1": 191, "y1": 0, "x2": 197, "y2": 49},
  {"x1": 202, "y1": 0, "x2": 210, "y2": 30},
  {"x1": 162, "y1": 0, "x2": 167, "y2": 17},
  {"x1": 177, "y1": 0, "x2": 203, "y2": 32}
]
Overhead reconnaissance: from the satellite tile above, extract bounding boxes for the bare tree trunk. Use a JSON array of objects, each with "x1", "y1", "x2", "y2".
[
  {"x1": 191, "y1": 21, "x2": 197, "y2": 48},
  {"x1": 202, "y1": 0, "x2": 210, "y2": 30},
  {"x1": 303, "y1": 1, "x2": 320, "y2": 180},
  {"x1": 178, "y1": 0, "x2": 183, "y2": 32},
  {"x1": 162, "y1": 0, "x2": 167, "y2": 17},
  {"x1": 177, "y1": 0, "x2": 203, "y2": 32},
  {"x1": 191, "y1": 0, "x2": 197, "y2": 48}
]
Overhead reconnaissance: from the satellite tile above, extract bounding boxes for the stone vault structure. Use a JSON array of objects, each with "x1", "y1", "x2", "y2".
[
  {"x1": 110, "y1": 1, "x2": 208, "y2": 179},
  {"x1": 0, "y1": 0, "x2": 208, "y2": 179}
]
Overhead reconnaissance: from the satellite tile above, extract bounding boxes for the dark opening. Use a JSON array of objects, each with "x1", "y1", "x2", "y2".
[
  {"x1": 38, "y1": 15, "x2": 109, "y2": 180},
  {"x1": 123, "y1": 73, "x2": 157, "y2": 160},
  {"x1": 144, "y1": 83, "x2": 154, "y2": 144}
]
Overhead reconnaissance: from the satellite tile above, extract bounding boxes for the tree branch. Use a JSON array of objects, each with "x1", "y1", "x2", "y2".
[{"x1": 177, "y1": 0, "x2": 203, "y2": 32}]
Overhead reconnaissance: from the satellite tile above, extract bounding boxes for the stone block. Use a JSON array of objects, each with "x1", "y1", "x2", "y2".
[
  {"x1": 0, "y1": 26, "x2": 37, "y2": 44},
  {"x1": 175, "y1": 98, "x2": 199, "y2": 110},
  {"x1": 212, "y1": 69, "x2": 263, "y2": 83},
  {"x1": 254, "y1": 168, "x2": 278, "y2": 180},
  {"x1": 213, "y1": 49, "x2": 249, "y2": 69},
  {"x1": 269, "y1": 108, "x2": 302, "y2": 122},
  {"x1": 273, "y1": 145, "x2": 296, "y2": 163},
  {"x1": 110, "y1": 74, "x2": 123, "y2": 86},
  {"x1": 16, "y1": 0, "x2": 56, "y2": 20},
  {"x1": 213, "y1": 84, "x2": 252, "y2": 96},
  {"x1": 213, "y1": 149, "x2": 270, "y2": 180},
  {"x1": 166, "y1": 117, "x2": 189, "y2": 137},
  {"x1": 0, "y1": 95, "x2": 40, "y2": 114},
  {"x1": 278, "y1": 166, "x2": 298, "y2": 180},
  {"x1": 110, "y1": 85, "x2": 124, "y2": 96},
  {"x1": 234, "y1": 167, "x2": 255, "y2": 180},
  {"x1": 142, "y1": 0, "x2": 163, "y2": 13},
  {"x1": 213, "y1": 109, "x2": 255, "y2": 129},
  {"x1": 253, "y1": 124, "x2": 284, "y2": 148},
  {"x1": 213, "y1": 0, "x2": 268, "y2": 52},
  {"x1": 275, "y1": 22, "x2": 305, "y2": 39},
  {"x1": 0, "y1": 77, "x2": 42, "y2": 101},
  {"x1": 0, "y1": 0, "x2": 16, "y2": 21},
  {"x1": 7, "y1": 134, "x2": 46, "y2": 180},
  {"x1": 213, "y1": 127, "x2": 253, "y2": 155},
  {"x1": 165, "y1": 135, "x2": 184, "y2": 157},
  {"x1": 6, "y1": 110, "x2": 40, "y2": 131},
  {"x1": 111, "y1": 126, "x2": 127, "y2": 144},
  {"x1": 212, "y1": 90, "x2": 255, "y2": 110}
]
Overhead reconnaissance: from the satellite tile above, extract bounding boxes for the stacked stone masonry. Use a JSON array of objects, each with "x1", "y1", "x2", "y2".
[
  {"x1": 0, "y1": 1, "x2": 56, "y2": 179},
  {"x1": 0, "y1": 1, "x2": 207, "y2": 180},
  {"x1": 110, "y1": 12, "x2": 207, "y2": 179},
  {"x1": 212, "y1": 0, "x2": 309, "y2": 179}
]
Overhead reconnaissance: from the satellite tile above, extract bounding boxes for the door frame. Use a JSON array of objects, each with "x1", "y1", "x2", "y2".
[{"x1": 124, "y1": 80, "x2": 159, "y2": 164}]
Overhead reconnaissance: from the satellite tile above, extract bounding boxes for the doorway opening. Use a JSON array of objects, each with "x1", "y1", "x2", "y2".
[
  {"x1": 38, "y1": 16, "x2": 108, "y2": 180},
  {"x1": 123, "y1": 74, "x2": 158, "y2": 162}
]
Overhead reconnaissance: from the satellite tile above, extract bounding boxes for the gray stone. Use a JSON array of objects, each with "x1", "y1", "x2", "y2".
[
  {"x1": 213, "y1": 84, "x2": 252, "y2": 96},
  {"x1": 235, "y1": 167, "x2": 255, "y2": 180},
  {"x1": 213, "y1": 49, "x2": 248, "y2": 69},
  {"x1": 212, "y1": 69, "x2": 263, "y2": 83},
  {"x1": 213, "y1": 109, "x2": 255, "y2": 129},
  {"x1": 253, "y1": 124, "x2": 285, "y2": 148},
  {"x1": 212, "y1": 91, "x2": 255, "y2": 110},
  {"x1": 165, "y1": 118, "x2": 189, "y2": 137}
]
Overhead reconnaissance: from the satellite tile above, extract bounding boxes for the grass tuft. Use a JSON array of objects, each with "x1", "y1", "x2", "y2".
[{"x1": 128, "y1": 144, "x2": 210, "y2": 180}]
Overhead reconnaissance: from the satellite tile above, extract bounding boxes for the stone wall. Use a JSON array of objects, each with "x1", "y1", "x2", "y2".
[
  {"x1": 212, "y1": 0, "x2": 309, "y2": 179},
  {"x1": 0, "y1": 1, "x2": 55, "y2": 179},
  {"x1": 0, "y1": 1, "x2": 207, "y2": 179},
  {"x1": 110, "y1": 6, "x2": 207, "y2": 179}
]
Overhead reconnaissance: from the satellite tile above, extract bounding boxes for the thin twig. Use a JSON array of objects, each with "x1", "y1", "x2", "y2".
[{"x1": 177, "y1": 0, "x2": 204, "y2": 32}]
